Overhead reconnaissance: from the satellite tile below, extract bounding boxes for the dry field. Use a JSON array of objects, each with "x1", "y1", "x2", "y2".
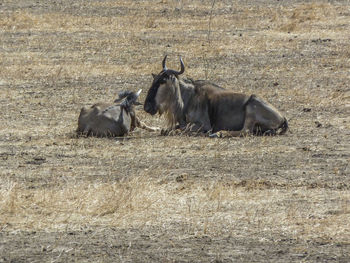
[{"x1": 0, "y1": 0, "x2": 350, "y2": 262}]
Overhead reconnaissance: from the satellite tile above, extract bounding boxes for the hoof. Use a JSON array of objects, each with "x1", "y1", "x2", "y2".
[
  {"x1": 161, "y1": 129, "x2": 169, "y2": 136},
  {"x1": 209, "y1": 132, "x2": 220, "y2": 138}
]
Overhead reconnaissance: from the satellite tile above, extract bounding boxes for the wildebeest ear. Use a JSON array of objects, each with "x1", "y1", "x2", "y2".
[{"x1": 152, "y1": 73, "x2": 156, "y2": 79}]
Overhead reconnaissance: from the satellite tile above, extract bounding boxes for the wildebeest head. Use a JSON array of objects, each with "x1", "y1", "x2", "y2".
[{"x1": 144, "y1": 55, "x2": 185, "y2": 115}]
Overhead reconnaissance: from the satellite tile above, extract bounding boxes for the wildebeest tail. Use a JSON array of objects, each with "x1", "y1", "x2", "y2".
[{"x1": 279, "y1": 117, "x2": 289, "y2": 135}]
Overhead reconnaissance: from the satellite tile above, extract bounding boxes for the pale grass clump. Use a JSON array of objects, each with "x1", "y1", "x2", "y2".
[
  {"x1": 0, "y1": 178, "x2": 158, "y2": 230},
  {"x1": 0, "y1": 181, "x2": 19, "y2": 215},
  {"x1": 0, "y1": 8, "x2": 206, "y2": 34},
  {"x1": 0, "y1": 11, "x2": 35, "y2": 30},
  {"x1": 274, "y1": 3, "x2": 337, "y2": 32},
  {"x1": 1, "y1": 178, "x2": 349, "y2": 243}
]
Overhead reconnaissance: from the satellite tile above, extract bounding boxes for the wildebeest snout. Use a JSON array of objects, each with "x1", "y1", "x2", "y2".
[{"x1": 144, "y1": 101, "x2": 157, "y2": 115}]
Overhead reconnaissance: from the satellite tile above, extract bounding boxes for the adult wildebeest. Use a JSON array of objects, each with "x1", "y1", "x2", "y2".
[
  {"x1": 144, "y1": 55, "x2": 288, "y2": 137},
  {"x1": 77, "y1": 89, "x2": 159, "y2": 137}
]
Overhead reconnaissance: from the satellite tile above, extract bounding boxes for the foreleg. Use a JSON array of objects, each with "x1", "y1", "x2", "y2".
[{"x1": 136, "y1": 117, "x2": 160, "y2": 132}]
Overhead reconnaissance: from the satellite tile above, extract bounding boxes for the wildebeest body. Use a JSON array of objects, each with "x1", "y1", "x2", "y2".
[
  {"x1": 77, "y1": 103, "x2": 134, "y2": 137},
  {"x1": 77, "y1": 89, "x2": 159, "y2": 137},
  {"x1": 144, "y1": 56, "x2": 288, "y2": 136},
  {"x1": 208, "y1": 91, "x2": 250, "y2": 132}
]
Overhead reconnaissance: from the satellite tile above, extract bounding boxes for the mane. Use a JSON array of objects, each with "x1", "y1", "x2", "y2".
[
  {"x1": 163, "y1": 77, "x2": 202, "y2": 129},
  {"x1": 158, "y1": 76, "x2": 193, "y2": 129}
]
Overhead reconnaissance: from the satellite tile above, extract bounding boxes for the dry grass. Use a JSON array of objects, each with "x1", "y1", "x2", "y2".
[
  {"x1": 0, "y1": 0, "x2": 350, "y2": 261},
  {"x1": 2, "y1": 178, "x2": 349, "y2": 244}
]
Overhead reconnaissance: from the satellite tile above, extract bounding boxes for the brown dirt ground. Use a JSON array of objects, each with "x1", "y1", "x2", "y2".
[{"x1": 0, "y1": 0, "x2": 349, "y2": 262}]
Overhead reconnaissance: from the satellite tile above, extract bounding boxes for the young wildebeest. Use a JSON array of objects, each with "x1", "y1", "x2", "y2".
[
  {"x1": 77, "y1": 89, "x2": 159, "y2": 137},
  {"x1": 144, "y1": 56, "x2": 288, "y2": 137}
]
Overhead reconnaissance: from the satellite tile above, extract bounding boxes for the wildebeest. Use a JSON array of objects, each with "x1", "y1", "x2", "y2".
[
  {"x1": 144, "y1": 55, "x2": 288, "y2": 137},
  {"x1": 77, "y1": 89, "x2": 159, "y2": 137}
]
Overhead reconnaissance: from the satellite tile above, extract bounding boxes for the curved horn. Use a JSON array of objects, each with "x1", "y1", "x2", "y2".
[
  {"x1": 166, "y1": 56, "x2": 185, "y2": 76},
  {"x1": 162, "y1": 55, "x2": 168, "y2": 71},
  {"x1": 178, "y1": 56, "x2": 185, "y2": 75},
  {"x1": 135, "y1": 89, "x2": 142, "y2": 97}
]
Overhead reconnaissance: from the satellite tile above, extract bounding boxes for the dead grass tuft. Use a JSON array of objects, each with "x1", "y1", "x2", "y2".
[
  {"x1": 0, "y1": 11, "x2": 34, "y2": 30},
  {"x1": 275, "y1": 3, "x2": 337, "y2": 32},
  {"x1": 1, "y1": 178, "x2": 349, "y2": 243}
]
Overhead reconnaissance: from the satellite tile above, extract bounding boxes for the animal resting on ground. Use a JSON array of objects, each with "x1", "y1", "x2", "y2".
[
  {"x1": 77, "y1": 89, "x2": 159, "y2": 137},
  {"x1": 144, "y1": 55, "x2": 288, "y2": 137}
]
